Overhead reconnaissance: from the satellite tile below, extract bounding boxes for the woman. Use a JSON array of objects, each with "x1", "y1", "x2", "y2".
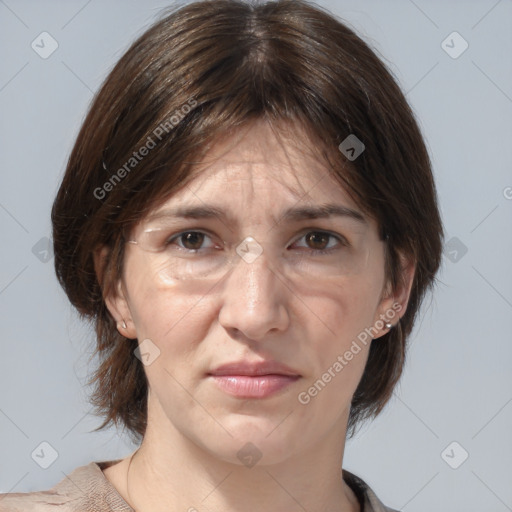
[{"x1": 0, "y1": 0, "x2": 443, "y2": 511}]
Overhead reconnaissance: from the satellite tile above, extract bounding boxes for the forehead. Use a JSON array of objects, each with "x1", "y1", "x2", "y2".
[{"x1": 146, "y1": 119, "x2": 373, "y2": 231}]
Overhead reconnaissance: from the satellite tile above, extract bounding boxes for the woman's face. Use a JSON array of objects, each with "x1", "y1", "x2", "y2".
[{"x1": 107, "y1": 119, "x2": 410, "y2": 465}]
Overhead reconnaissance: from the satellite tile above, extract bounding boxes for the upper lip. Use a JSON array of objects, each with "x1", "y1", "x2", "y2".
[{"x1": 208, "y1": 360, "x2": 301, "y2": 377}]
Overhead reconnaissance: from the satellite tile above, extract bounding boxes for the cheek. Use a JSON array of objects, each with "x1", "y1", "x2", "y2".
[
  {"x1": 299, "y1": 273, "x2": 383, "y2": 349},
  {"x1": 123, "y1": 254, "x2": 214, "y2": 351},
  {"x1": 294, "y1": 277, "x2": 383, "y2": 418},
  {"x1": 296, "y1": 240, "x2": 386, "y2": 341}
]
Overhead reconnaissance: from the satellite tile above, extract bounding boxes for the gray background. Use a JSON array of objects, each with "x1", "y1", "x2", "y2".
[{"x1": 1, "y1": 0, "x2": 511, "y2": 510}]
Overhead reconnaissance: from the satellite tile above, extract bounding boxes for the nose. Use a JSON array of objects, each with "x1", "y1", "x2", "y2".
[{"x1": 217, "y1": 247, "x2": 290, "y2": 341}]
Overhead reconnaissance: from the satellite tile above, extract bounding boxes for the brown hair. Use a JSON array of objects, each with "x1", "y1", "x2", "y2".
[{"x1": 52, "y1": 0, "x2": 444, "y2": 443}]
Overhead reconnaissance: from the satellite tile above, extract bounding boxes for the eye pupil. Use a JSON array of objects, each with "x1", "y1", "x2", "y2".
[
  {"x1": 182, "y1": 232, "x2": 204, "y2": 250},
  {"x1": 175, "y1": 231, "x2": 335, "y2": 252},
  {"x1": 306, "y1": 232, "x2": 329, "y2": 250}
]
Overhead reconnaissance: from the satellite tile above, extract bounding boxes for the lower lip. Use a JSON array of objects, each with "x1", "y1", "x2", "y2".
[{"x1": 209, "y1": 374, "x2": 300, "y2": 398}]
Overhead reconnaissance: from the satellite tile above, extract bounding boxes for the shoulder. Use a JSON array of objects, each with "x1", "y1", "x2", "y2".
[
  {"x1": 342, "y1": 469, "x2": 401, "y2": 512},
  {"x1": 0, "y1": 461, "x2": 133, "y2": 512}
]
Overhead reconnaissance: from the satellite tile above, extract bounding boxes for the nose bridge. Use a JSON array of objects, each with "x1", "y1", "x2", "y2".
[
  {"x1": 218, "y1": 236, "x2": 289, "y2": 338},
  {"x1": 230, "y1": 238, "x2": 278, "y2": 307}
]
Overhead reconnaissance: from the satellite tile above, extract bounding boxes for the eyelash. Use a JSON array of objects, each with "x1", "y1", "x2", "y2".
[{"x1": 166, "y1": 229, "x2": 349, "y2": 255}]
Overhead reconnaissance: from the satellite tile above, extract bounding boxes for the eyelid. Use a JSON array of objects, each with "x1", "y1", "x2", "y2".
[
  {"x1": 166, "y1": 228, "x2": 349, "y2": 253},
  {"x1": 168, "y1": 229, "x2": 223, "y2": 250},
  {"x1": 291, "y1": 228, "x2": 350, "y2": 248}
]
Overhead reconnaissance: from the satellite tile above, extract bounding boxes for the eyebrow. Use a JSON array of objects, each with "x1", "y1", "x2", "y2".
[
  {"x1": 147, "y1": 203, "x2": 368, "y2": 225},
  {"x1": 280, "y1": 204, "x2": 367, "y2": 224}
]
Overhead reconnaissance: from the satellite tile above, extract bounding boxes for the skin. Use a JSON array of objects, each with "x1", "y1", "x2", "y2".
[{"x1": 99, "y1": 119, "x2": 415, "y2": 512}]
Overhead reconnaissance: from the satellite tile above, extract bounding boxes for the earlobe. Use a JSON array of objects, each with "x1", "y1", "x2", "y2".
[
  {"x1": 106, "y1": 281, "x2": 138, "y2": 339},
  {"x1": 93, "y1": 246, "x2": 137, "y2": 339},
  {"x1": 374, "y1": 253, "x2": 416, "y2": 338},
  {"x1": 116, "y1": 318, "x2": 136, "y2": 338}
]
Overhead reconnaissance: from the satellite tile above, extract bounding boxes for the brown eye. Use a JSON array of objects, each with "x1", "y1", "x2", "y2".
[
  {"x1": 179, "y1": 232, "x2": 205, "y2": 250},
  {"x1": 305, "y1": 232, "x2": 330, "y2": 251}
]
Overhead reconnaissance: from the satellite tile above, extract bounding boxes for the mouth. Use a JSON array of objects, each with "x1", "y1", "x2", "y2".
[
  {"x1": 208, "y1": 374, "x2": 301, "y2": 398},
  {"x1": 207, "y1": 360, "x2": 301, "y2": 399}
]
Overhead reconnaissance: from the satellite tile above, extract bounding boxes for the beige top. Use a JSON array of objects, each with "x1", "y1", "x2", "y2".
[{"x1": 0, "y1": 460, "x2": 399, "y2": 512}]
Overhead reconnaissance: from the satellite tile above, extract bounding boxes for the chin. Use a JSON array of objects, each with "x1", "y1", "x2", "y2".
[
  {"x1": 183, "y1": 414, "x2": 296, "y2": 468},
  {"x1": 197, "y1": 416, "x2": 301, "y2": 467}
]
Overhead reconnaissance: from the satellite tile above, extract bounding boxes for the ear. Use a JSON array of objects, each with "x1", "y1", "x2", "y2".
[
  {"x1": 372, "y1": 251, "x2": 416, "y2": 339},
  {"x1": 93, "y1": 246, "x2": 138, "y2": 339}
]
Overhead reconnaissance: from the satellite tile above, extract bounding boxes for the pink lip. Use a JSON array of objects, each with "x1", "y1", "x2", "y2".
[
  {"x1": 208, "y1": 361, "x2": 301, "y2": 398},
  {"x1": 209, "y1": 360, "x2": 300, "y2": 377},
  {"x1": 210, "y1": 375, "x2": 300, "y2": 398}
]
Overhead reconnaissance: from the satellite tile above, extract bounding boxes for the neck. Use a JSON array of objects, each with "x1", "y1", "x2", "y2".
[{"x1": 123, "y1": 397, "x2": 359, "y2": 512}]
